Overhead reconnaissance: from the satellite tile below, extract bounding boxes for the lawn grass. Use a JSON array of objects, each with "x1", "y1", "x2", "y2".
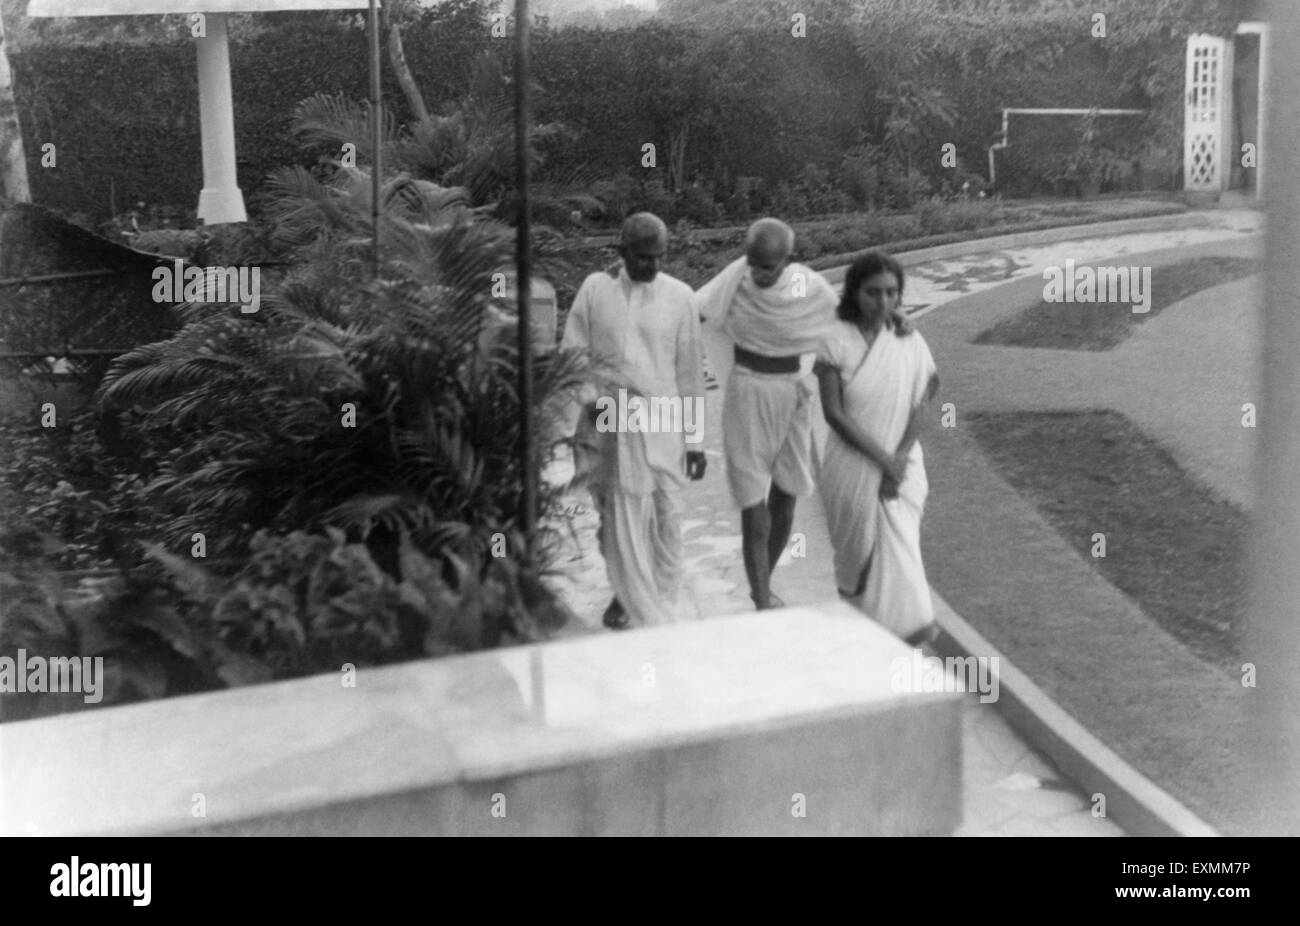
[
  {"x1": 973, "y1": 257, "x2": 1260, "y2": 350},
  {"x1": 921, "y1": 257, "x2": 1268, "y2": 834},
  {"x1": 967, "y1": 409, "x2": 1246, "y2": 675},
  {"x1": 939, "y1": 407, "x2": 1265, "y2": 832}
]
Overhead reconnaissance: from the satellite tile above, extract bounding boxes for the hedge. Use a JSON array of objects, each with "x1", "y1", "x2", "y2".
[{"x1": 10, "y1": 2, "x2": 1241, "y2": 223}]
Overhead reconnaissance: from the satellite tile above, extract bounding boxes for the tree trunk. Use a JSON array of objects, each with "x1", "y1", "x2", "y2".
[
  {"x1": 0, "y1": 5, "x2": 32, "y2": 202},
  {"x1": 669, "y1": 124, "x2": 689, "y2": 192},
  {"x1": 383, "y1": 2, "x2": 429, "y2": 125}
]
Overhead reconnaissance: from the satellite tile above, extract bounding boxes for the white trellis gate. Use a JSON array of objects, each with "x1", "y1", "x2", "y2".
[{"x1": 1184, "y1": 33, "x2": 1234, "y2": 191}]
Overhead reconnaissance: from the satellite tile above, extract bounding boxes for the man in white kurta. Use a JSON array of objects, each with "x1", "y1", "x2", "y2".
[
  {"x1": 562, "y1": 213, "x2": 706, "y2": 628},
  {"x1": 692, "y1": 218, "x2": 841, "y2": 610}
]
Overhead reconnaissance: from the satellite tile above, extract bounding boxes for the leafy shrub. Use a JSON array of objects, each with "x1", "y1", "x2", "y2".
[
  {"x1": 0, "y1": 523, "x2": 568, "y2": 723},
  {"x1": 160, "y1": 527, "x2": 567, "y2": 675},
  {"x1": 675, "y1": 182, "x2": 720, "y2": 225},
  {"x1": 915, "y1": 198, "x2": 947, "y2": 236},
  {"x1": 916, "y1": 197, "x2": 1000, "y2": 235},
  {"x1": 727, "y1": 176, "x2": 765, "y2": 221},
  {"x1": 0, "y1": 549, "x2": 243, "y2": 723},
  {"x1": 840, "y1": 145, "x2": 881, "y2": 210},
  {"x1": 97, "y1": 160, "x2": 589, "y2": 577},
  {"x1": 756, "y1": 162, "x2": 854, "y2": 221},
  {"x1": 881, "y1": 168, "x2": 934, "y2": 210},
  {"x1": 1, "y1": 108, "x2": 592, "y2": 703},
  {"x1": 936, "y1": 169, "x2": 992, "y2": 201},
  {"x1": 0, "y1": 408, "x2": 160, "y2": 575},
  {"x1": 589, "y1": 173, "x2": 639, "y2": 220},
  {"x1": 631, "y1": 179, "x2": 676, "y2": 222}
]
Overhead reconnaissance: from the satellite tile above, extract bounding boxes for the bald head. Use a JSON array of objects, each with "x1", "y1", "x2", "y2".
[
  {"x1": 621, "y1": 212, "x2": 668, "y2": 249},
  {"x1": 746, "y1": 218, "x2": 795, "y2": 258},
  {"x1": 619, "y1": 212, "x2": 668, "y2": 282},
  {"x1": 745, "y1": 217, "x2": 794, "y2": 289}
]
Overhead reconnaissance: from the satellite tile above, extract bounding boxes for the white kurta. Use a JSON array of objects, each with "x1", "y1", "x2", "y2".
[
  {"x1": 561, "y1": 268, "x2": 704, "y2": 625},
  {"x1": 693, "y1": 258, "x2": 839, "y2": 507},
  {"x1": 816, "y1": 320, "x2": 938, "y2": 640}
]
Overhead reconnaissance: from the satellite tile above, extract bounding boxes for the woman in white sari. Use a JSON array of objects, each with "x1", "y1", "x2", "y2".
[{"x1": 815, "y1": 251, "x2": 940, "y2": 645}]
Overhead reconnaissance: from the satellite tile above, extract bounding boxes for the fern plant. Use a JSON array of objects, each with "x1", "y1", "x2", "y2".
[
  {"x1": 290, "y1": 51, "x2": 599, "y2": 225},
  {"x1": 95, "y1": 135, "x2": 589, "y2": 655}
]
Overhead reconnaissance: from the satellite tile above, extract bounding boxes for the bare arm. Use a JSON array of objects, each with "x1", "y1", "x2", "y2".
[{"x1": 815, "y1": 360, "x2": 905, "y2": 480}]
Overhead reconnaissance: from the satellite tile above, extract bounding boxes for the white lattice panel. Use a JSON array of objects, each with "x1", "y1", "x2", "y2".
[{"x1": 1185, "y1": 34, "x2": 1233, "y2": 191}]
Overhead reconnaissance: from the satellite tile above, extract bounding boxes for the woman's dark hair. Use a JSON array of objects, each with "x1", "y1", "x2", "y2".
[{"x1": 837, "y1": 250, "x2": 907, "y2": 334}]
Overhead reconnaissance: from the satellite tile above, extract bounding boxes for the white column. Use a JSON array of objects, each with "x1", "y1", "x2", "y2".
[
  {"x1": 0, "y1": 7, "x2": 31, "y2": 202},
  {"x1": 1249, "y1": 0, "x2": 1300, "y2": 834},
  {"x1": 194, "y1": 12, "x2": 247, "y2": 225}
]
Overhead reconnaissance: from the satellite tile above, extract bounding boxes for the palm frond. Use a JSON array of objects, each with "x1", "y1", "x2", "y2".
[{"x1": 290, "y1": 92, "x2": 402, "y2": 161}]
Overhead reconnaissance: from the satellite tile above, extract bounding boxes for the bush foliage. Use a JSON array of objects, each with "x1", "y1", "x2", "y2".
[{"x1": 1, "y1": 83, "x2": 588, "y2": 718}]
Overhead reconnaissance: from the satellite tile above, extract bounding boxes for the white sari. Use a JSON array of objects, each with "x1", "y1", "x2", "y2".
[{"x1": 816, "y1": 320, "x2": 937, "y2": 640}]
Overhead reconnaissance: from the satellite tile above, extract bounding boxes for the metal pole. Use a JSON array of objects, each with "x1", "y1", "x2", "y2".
[
  {"x1": 369, "y1": 0, "x2": 382, "y2": 278},
  {"x1": 514, "y1": 0, "x2": 537, "y2": 559}
]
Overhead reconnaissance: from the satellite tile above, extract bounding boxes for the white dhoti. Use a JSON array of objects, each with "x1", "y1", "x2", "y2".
[
  {"x1": 723, "y1": 367, "x2": 817, "y2": 509},
  {"x1": 591, "y1": 488, "x2": 683, "y2": 626},
  {"x1": 816, "y1": 322, "x2": 938, "y2": 641},
  {"x1": 692, "y1": 257, "x2": 841, "y2": 512},
  {"x1": 574, "y1": 420, "x2": 686, "y2": 626},
  {"x1": 562, "y1": 268, "x2": 704, "y2": 627}
]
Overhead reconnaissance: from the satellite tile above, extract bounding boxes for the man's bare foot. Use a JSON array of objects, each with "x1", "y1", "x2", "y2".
[
  {"x1": 904, "y1": 623, "x2": 939, "y2": 648},
  {"x1": 751, "y1": 591, "x2": 786, "y2": 610},
  {"x1": 602, "y1": 598, "x2": 630, "y2": 630}
]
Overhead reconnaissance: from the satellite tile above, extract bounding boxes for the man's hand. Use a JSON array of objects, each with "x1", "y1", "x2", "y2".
[
  {"x1": 891, "y1": 309, "x2": 913, "y2": 334},
  {"x1": 685, "y1": 450, "x2": 707, "y2": 481},
  {"x1": 896, "y1": 449, "x2": 912, "y2": 478},
  {"x1": 884, "y1": 450, "x2": 908, "y2": 486},
  {"x1": 880, "y1": 474, "x2": 900, "y2": 501}
]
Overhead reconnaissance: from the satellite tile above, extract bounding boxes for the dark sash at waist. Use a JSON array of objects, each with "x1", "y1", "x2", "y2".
[{"x1": 734, "y1": 345, "x2": 801, "y2": 374}]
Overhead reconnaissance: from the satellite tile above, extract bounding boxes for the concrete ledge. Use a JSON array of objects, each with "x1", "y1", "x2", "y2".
[
  {"x1": 819, "y1": 211, "x2": 1221, "y2": 285},
  {"x1": 930, "y1": 591, "x2": 1219, "y2": 837},
  {"x1": 1, "y1": 603, "x2": 961, "y2": 836}
]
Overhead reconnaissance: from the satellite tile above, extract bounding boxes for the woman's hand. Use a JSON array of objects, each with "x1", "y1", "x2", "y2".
[{"x1": 880, "y1": 473, "x2": 900, "y2": 501}]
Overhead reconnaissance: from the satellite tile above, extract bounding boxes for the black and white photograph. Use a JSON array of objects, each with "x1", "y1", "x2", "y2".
[{"x1": 0, "y1": 0, "x2": 1296, "y2": 867}]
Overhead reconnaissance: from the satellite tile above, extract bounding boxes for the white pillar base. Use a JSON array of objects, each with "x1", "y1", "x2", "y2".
[{"x1": 197, "y1": 186, "x2": 248, "y2": 226}]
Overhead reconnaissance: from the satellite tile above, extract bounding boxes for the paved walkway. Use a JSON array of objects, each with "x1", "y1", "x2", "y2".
[{"x1": 541, "y1": 207, "x2": 1263, "y2": 836}]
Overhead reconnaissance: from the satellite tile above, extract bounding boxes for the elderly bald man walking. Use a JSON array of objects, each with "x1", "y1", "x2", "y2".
[
  {"x1": 694, "y1": 217, "x2": 905, "y2": 610},
  {"x1": 562, "y1": 213, "x2": 708, "y2": 629}
]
